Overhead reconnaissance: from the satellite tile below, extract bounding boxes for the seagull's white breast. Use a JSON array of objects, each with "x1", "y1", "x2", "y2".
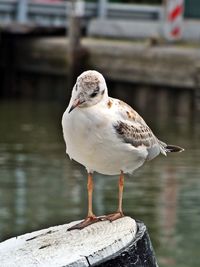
[{"x1": 62, "y1": 102, "x2": 147, "y2": 175}]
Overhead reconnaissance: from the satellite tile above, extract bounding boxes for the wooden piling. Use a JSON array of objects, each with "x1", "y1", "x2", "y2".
[
  {"x1": 0, "y1": 217, "x2": 158, "y2": 267},
  {"x1": 67, "y1": 0, "x2": 86, "y2": 91}
]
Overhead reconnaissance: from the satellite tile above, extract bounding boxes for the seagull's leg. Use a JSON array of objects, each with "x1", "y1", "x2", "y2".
[
  {"x1": 104, "y1": 171, "x2": 125, "y2": 222},
  {"x1": 117, "y1": 170, "x2": 124, "y2": 215},
  {"x1": 68, "y1": 172, "x2": 102, "y2": 231},
  {"x1": 87, "y1": 172, "x2": 96, "y2": 218}
]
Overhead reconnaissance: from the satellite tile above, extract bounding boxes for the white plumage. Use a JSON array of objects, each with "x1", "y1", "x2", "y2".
[
  {"x1": 61, "y1": 70, "x2": 184, "y2": 230},
  {"x1": 62, "y1": 70, "x2": 170, "y2": 175}
]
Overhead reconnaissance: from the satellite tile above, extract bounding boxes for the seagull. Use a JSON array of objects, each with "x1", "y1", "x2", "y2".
[{"x1": 62, "y1": 70, "x2": 184, "y2": 230}]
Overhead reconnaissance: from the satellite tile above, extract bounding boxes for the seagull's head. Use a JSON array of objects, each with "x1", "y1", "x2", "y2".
[{"x1": 68, "y1": 70, "x2": 108, "y2": 113}]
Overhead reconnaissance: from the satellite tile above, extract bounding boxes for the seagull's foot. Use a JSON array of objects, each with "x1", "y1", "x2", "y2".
[
  {"x1": 67, "y1": 216, "x2": 104, "y2": 231},
  {"x1": 103, "y1": 211, "x2": 124, "y2": 222}
]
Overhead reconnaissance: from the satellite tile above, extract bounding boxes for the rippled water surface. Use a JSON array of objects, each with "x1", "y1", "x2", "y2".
[{"x1": 0, "y1": 99, "x2": 199, "y2": 267}]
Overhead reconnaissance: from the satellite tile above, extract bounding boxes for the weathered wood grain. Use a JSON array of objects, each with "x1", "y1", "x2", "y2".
[
  {"x1": 98, "y1": 221, "x2": 158, "y2": 267},
  {"x1": 0, "y1": 217, "x2": 138, "y2": 267}
]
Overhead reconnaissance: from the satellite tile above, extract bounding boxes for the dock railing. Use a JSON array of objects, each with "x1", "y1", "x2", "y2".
[{"x1": 0, "y1": 0, "x2": 162, "y2": 27}]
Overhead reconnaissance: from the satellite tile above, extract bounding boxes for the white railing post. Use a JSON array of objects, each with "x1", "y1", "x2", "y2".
[
  {"x1": 98, "y1": 0, "x2": 107, "y2": 18},
  {"x1": 16, "y1": 0, "x2": 28, "y2": 23},
  {"x1": 74, "y1": 0, "x2": 85, "y2": 17}
]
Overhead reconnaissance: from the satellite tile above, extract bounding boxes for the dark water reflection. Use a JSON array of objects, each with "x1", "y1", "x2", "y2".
[{"x1": 0, "y1": 99, "x2": 199, "y2": 267}]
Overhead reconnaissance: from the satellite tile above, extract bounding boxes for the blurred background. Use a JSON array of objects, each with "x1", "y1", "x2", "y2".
[{"x1": 0, "y1": 0, "x2": 200, "y2": 266}]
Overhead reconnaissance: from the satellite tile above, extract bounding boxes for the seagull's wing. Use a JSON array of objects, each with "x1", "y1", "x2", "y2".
[
  {"x1": 113, "y1": 120, "x2": 157, "y2": 149},
  {"x1": 109, "y1": 98, "x2": 166, "y2": 160}
]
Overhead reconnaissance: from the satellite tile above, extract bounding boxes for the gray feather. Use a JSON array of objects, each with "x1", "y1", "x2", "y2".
[{"x1": 113, "y1": 121, "x2": 162, "y2": 160}]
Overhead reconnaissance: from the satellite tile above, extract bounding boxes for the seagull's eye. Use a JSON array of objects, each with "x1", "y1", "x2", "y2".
[{"x1": 90, "y1": 92, "x2": 98, "y2": 98}]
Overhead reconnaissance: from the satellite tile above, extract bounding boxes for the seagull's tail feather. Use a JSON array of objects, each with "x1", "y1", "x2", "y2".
[
  {"x1": 165, "y1": 145, "x2": 184, "y2": 153},
  {"x1": 158, "y1": 140, "x2": 184, "y2": 156}
]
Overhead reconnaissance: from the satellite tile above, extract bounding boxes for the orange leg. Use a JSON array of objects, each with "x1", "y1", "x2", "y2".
[
  {"x1": 104, "y1": 171, "x2": 125, "y2": 222},
  {"x1": 87, "y1": 172, "x2": 95, "y2": 217},
  {"x1": 117, "y1": 170, "x2": 124, "y2": 214},
  {"x1": 68, "y1": 172, "x2": 102, "y2": 231}
]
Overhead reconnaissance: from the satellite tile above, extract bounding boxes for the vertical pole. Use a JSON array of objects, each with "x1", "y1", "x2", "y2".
[
  {"x1": 98, "y1": 0, "x2": 107, "y2": 19},
  {"x1": 163, "y1": 0, "x2": 185, "y2": 41},
  {"x1": 75, "y1": 0, "x2": 85, "y2": 17},
  {"x1": 67, "y1": 0, "x2": 85, "y2": 91},
  {"x1": 194, "y1": 66, "x2": 200, "y2": 115},
  {"x1": 16, "y1": 0, "x2": 28, "y2": 23}
]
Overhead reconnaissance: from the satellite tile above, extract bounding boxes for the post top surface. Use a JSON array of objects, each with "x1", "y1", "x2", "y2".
[{"x1": 0, "y1": 217, "x2": 137, "y2": 267}]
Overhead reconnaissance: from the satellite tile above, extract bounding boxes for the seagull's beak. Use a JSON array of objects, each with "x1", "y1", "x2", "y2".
[{"x1": 68, "y1": 98, "x2": 83, "y2": 113}]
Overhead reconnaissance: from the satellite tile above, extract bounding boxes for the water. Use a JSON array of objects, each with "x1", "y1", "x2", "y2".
[{"x1": 0, "y1": 99, "x2": 199, "y2": 267}]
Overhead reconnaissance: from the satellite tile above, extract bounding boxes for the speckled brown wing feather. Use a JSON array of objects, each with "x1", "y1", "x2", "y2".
[
  {"x1": 113, "y1": 120, "x2": 157, "y2": 148},
  {"x1": 110, "y1": 98, "x2": 166, "y2": 160}
]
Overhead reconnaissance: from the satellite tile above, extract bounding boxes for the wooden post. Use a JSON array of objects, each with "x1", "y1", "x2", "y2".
[
  {"x1": 67, "y1": 0, "x2": 85, "y2": 91},
  {"x1": 0, "y1": 217, "x2": 158, "y2": 267}
]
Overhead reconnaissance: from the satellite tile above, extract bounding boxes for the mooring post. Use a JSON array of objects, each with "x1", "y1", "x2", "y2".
[
  {"x1": 0, "y1": 217, "x2": 158, "y2": 267},
  {"x1": 67, "y1": 0, "x2": 85, "y2": 90}
]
